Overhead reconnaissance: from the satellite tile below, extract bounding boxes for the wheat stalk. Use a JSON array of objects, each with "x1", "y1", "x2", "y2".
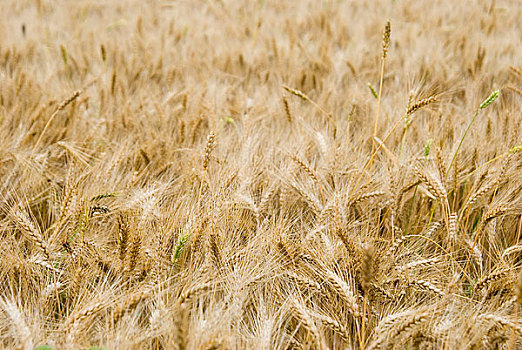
[
  {"x1": 33, "y1": 90, "x2": 81, "y2": 151},
  {"x1": 370, "y1": 20, "x2": 391, "y2": 171}
]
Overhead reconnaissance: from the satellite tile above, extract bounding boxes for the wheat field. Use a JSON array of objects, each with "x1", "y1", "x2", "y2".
[{"x1": 1, "y1": 0, "x2": 522, "y2": 349}]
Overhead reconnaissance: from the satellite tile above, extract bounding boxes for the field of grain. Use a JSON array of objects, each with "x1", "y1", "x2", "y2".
[{"x1": 1, "y1": 1, "x2": 522, "y2": 349}]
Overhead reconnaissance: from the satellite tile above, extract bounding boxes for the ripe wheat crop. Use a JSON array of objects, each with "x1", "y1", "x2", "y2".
[{"x1": 1, "y1": 1, "x2": 521, "y2": 349}]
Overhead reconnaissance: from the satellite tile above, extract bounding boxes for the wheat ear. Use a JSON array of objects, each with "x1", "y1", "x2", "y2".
[{"x1": 33, "y1": 90, "x2": 81, "y2": 151}]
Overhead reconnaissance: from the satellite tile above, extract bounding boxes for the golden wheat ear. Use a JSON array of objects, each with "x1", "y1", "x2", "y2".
[
  {"x1": 12, "y1": 208, "x2": 51, "y2": 261},
  {"x1": 202, "y1": 131, "x2": 215, "y2": 172},
  {"x1": 33, "y1": 90, "x2": 81, "y2": 151}
]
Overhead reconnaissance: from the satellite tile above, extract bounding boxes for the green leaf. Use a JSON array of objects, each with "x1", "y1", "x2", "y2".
[
  {"x1": 367, "y1": 82, "x2": 378, "y2": 99},
  {"x1": 90, "y1": 192, "x2": 118, "y2": 202},
  {"x1": 424, "y1": 139, "x2": 433, "y2": 157},
  {"x1": 34, "y1": 346, "x2": 54, "y2": 350},
  {"x1": 222, "y1": 116, "x2": 235, "y2": 124}
]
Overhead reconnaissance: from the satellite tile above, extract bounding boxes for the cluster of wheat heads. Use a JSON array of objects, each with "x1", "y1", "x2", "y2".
[{"x1": 1, "y1": 0, "x2": 522, "y2": 349}]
